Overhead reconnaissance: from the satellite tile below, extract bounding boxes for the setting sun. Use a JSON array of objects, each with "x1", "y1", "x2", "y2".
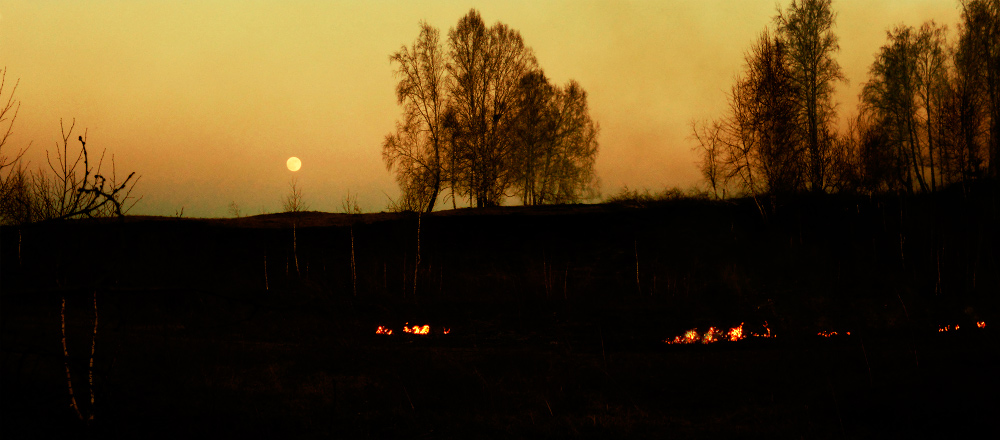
[{"x1": 286, "y1": 157, "x2": 301, "y2": 172}]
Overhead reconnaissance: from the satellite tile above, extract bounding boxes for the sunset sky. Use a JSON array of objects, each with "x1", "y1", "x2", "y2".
[{"x1": 1, "y1": 0, "x2": 961, "y2": 217}]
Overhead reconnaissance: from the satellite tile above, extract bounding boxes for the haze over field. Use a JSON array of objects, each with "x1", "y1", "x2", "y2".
[{"x1": 1, "y1": 0, "x2": 960, "y2": 217}]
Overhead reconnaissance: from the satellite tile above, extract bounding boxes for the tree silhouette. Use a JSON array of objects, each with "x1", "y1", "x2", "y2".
[
  {"x1": 775, "y1": 0, "x2": 846, "y2": 192},
  {"x1": 0, "y1": 67, "x2": 32, "y2": 225},
  {"x1": 384, "y1": 22, "x2": 449, "y2": 213},
  {"x1": 957, "y1": 0, "x2": 999, "y2": 178},
  {"x1": 447, "y1": 9, "x2": 538, "y2": 207},
  {"x1": 861, "y1": 23, "x2": 953, "y2": 193},
  {"x1": 385, "y1": 9, "x2": 599, "y2": 209},
  {"x1": 695, "y1": 30, "x2": 803, "y2": 204},
  {"x1": 282, "y1": 177, "x2": 307, "y2": 213},
  {"x1": 513, "y1": 71, "x2": 599, "y2": 205}
]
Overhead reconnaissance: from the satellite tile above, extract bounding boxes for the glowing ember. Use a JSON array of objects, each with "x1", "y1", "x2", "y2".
[
  {"x1": 817, "y1": 330, "x2": 849, "y2": 337},
  {"x1": 663, "y1": 322, "x2": 769, "y2": 345},
  {"x1": 977, "y1": 321, "x2": 986, "y2": 329},
  {"x1": 403, "y1": 324, "x2": 431, "y2": 335},
  {"x1": 751, "y1": 321, "x2": 774, "y2": 339},
  {"x1": 376, "y1": 323, "x2": 446, "y2": 335},
  {"x1": 727, "y1": 323, "x2": 744, "y2": 341},
  {"x1": 702, "y1": 327, "x2": 723, "y2": 344}
]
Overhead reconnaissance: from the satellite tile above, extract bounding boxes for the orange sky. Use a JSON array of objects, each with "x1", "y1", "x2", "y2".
[{"x1": 1, "y1": 0, "x2": 961, "y2": 217}]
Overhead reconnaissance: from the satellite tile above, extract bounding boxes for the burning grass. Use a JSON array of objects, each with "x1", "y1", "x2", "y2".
[
  {"x1": 662, "y1": 322, "x2": 774, "y2": 345},
  {"x1": 375, "y1": 324, "x2": 449, "y2": 336},
  {"x1": 939, "y1": 321, "x2": 987, "y2": 332}
]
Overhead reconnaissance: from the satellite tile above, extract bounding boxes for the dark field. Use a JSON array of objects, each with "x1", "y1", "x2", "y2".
[{"x1": 2, "y1": 191, "x2": 998, "y2": 438}]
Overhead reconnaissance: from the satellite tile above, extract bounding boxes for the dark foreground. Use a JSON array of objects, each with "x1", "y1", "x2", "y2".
[{"x1": 2, "y1": 192, "x2": 998, "y2": 437}]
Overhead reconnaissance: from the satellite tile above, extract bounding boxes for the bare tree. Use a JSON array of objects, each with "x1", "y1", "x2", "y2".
[
  {"x1": 936, "y1": 35, "x2": 987, "y2": 186},
  {"x1": 385, "y1": 10, "x2": 600, "y2": 208},
  {"x1": 282, "y1": 177, "x2": 307, "y2": 213},
  {"x1": 513, "y1": 71, "x2": 599, "y2": 205},
  {"x1": 957, "y1": 0, "x2": 999, "y2": 178},
  {"x1": 775, "y1": 0, "x2": 846, "y2": 192},
  {"x1": 0, "y1": 67, "x2": 34, "y2": 225},
  {"x1": 691, "y1": 119, "x2": 724, "y2": 199},
  {"x1": 697, "y1": 30, "x2": 802, "y2": 203},
  {"x1": 914, "y1": 21, "x2": 949, "y2": 191},
  {"x1": 448, "y1": 9, "x2": 538, "y2": 207},
  {"x1": 384, "y1": 22, "x2": 449, "y2": 213},
  {"x1": 746, "y1": 30, "x2": 804, "y2": 195},
  {"x1": 341, "y1": 190, "x2": 362, "y2": 214},
  {"x1": 861, "y1": 23, "x2": 955, "y2": 193}
]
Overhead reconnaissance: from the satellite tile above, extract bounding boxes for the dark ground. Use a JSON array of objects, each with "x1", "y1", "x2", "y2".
[{"x1": 2, "y1": 189, "x2": 998, "y2": 438}]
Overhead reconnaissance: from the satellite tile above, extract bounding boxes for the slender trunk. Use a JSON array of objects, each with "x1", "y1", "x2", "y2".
[
  {"x1": 907, "y1": 110, "x2": 929, "y2": 192},
  {"x1": 61, "y1": 296, "x2": 83, "y2": 421},
  {"x1": 926, "y1": 89, "x2": 936, "y2": 192}
]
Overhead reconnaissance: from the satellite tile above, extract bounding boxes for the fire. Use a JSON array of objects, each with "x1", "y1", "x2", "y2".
[
  {"x1": 817, "y1": 330, "x2": 851, "y2": 337},
  {"x1": 939, "y1": 322, "x2": 988, "y2": 332},
  {"x1": 403, "y1": 324, "x2": 430, "y2": 335},
  {"x1": 752, "y1": 321, "x2": 774, "y2": 339},
  {"x1": 726, "y1": 323, "x2": 744, "y2": 341},
  {"x1": 663, "y1": 322, "x2": 771, "y2": 345},
  {"x1": 376, "y1": 323, "x2": 445, "y2": 336}
]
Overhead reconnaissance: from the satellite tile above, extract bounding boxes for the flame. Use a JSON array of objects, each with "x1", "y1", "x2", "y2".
[
  {"x1": 727, "y1": 323, "x2": 744, "y2": 341},
  {"x1": 664, "y1": 322, "x2": 763, "y2": 345},
  {"x1": 817, "y1": 331, "x2": 838, "y2": 337},
  {"x1": 702, "y1": 327, "x2": 723, "y2": 344},
  {"x1": 977, "y1": 321, "x2": 986, "y2": 329},
  {"x1": 376, "y1": 323, "x2": 443, "y2": 335},
  {"x1": 403, "y1": 324, "x2": 430, "y2": 335},
  {"x1": 751, "y1": 321, "x2": 774, "y2": 338}
]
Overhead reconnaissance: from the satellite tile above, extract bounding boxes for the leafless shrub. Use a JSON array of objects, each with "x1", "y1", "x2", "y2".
[
  {"x1": 29, "y1": 119, "x2": 141, "y2": 221},
  {"x1": 282, "y1": 177, "x2": 308, "y2": 213},
  {"x1": 341, "y1": 190, "x2": 362, "y2": 214},
  {"x1": 228, "y1": 201, "x2": 242, "y2": 218}
]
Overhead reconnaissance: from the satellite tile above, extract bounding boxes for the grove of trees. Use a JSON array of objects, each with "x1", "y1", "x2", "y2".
[
  {"x1": 384, "y1": 9, "x2": 600, "y2": 211},
  {"x1": 694, "y1": 0, "x2": 999, "y2": 199}
]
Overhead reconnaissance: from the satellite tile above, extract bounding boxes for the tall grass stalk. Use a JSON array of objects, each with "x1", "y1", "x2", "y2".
[
  {"x1": 293, "y1": 223, "x2": 300, "y2": 275},
  {"x1": 634, "y1": 240, "x2": 641, "y2": 295},
  {"x1": 350, "y1": 226, "x2": 357, "y2": 296},
  {"x1": 413, "y1": 212, "x2": 421, "y2": 299},
  {"x1": 61, "y1": 296, "x2": 83, "y2": 421},
  {"x1": 88, "y1": 290, "x2": 97, "y2": 420}
]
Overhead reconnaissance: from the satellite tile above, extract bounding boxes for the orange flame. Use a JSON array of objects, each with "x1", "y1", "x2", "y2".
[
  {"x1": 375, "y1": 326, "x2": 393, "y2": 335},
  {"x1": 751, "y1": 321, "x2": 773, "y2": 339},
  {"x1": 727, "y1": 323, "x2": 744, "y2": 341},
  {"x1": 664, "y1": 323, "x2": 761, "y2": 344},
  {"x1": 403, "y1": 324, "x2": 430, "y2": 335},
  {"x1": 977, "y1": 321, "x2": 986, "y2": 329},
  {"x1": 443, "y1": 328, "x2": 451, "y2": 334}
]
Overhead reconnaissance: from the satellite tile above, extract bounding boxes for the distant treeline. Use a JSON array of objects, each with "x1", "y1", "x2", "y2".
[
  {"x1": 384, "y1": 10, "x2": 600, "y2": 212},
  {"x1": 692, "y1": 0, "x2": 999, "y2": 200}
]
